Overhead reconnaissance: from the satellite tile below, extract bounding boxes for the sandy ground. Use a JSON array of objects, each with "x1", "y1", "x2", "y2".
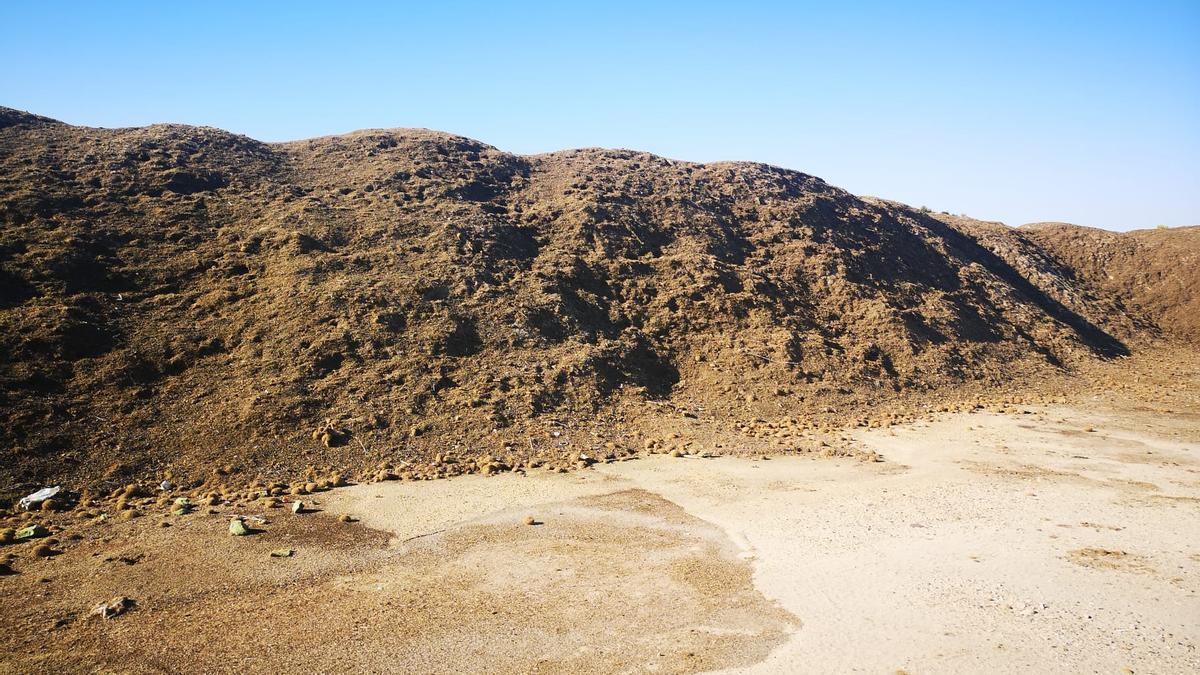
[{"x1": 3, "y1": 399, "x2": 1198, "y2": 673}]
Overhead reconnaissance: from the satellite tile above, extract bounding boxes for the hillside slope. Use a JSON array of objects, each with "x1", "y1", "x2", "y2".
[
  {"x1": 1019, "y1": 222, "x2": 1200, "y2": 344},
  {"x1": 0, "y1": 107, "x2": 1192, "y2": 496}
]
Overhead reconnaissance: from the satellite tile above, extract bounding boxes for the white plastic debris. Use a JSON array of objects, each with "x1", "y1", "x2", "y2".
[{"x1": 18, "y1": 486, "x2": 61, "y2": 511}]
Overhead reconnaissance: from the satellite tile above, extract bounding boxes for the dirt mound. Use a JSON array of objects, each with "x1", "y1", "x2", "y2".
[
  {"x1": 1017, "y1": 222, "x2": 1200, "y2": 344},
  {"x1": 0, "y1": 107, "x2": 1191, "y2": 498}
]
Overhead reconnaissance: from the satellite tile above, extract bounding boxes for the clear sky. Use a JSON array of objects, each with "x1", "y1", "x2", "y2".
[{"x1": 2, "y1": 1, "x2": 1197, "y2": 230}]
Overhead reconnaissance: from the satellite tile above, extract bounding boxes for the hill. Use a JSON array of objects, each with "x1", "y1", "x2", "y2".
[
  {"x1": 0, "y1": 107, "x2": 1194, "y2": 498},
  {"x1": 1019, "y1": 222, "x2": 1200, "y2": 344}
]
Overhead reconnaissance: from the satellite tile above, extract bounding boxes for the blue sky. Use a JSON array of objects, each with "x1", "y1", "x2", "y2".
[{"x1": 2, "y1": 1, "x2": 1197, "y2": 230}]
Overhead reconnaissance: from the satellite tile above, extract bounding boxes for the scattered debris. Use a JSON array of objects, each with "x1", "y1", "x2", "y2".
[
  {"x1": 91, "y1": 596, "x2": 134, "y2": 619},
  {"x1": 15, "y1": 524, "x2": 49, "y2": 541},
  {"x1": 18, "y1": 486, "x2": 61, "y2": 511},
  {"x1": 312, "y1": 420, "x2": 349, "y2": 448},
  {"x1": 1075, "y1": 547, "x2": 1126, "y2": 558}
]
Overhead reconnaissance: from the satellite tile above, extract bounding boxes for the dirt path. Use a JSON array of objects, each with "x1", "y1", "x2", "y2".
[{"x1": 3, "y1": 402, "x2": 1197, "y2": 673}]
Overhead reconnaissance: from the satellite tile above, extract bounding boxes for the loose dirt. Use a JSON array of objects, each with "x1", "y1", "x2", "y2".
[
  {"x1": 2, "y1": 354, "x2": 1197, "y2": 674},
  {"x1": 2, "y1": 107, "x2": 1197, "y2": 501},
  {"x1": 2, "y1": 107, "x2": 1199, "y2": 672}
]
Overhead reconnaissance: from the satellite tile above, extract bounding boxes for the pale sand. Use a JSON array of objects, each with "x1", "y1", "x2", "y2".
[{"x1": 323, "y1": 404, "x2": 1200, "y2": 673}]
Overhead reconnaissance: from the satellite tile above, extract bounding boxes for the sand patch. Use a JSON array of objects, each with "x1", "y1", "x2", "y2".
[{"x1": 1067, "y1": 547, "x2": 1154, "y2": 574}]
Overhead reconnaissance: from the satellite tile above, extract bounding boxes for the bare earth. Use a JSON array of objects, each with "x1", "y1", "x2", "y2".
[
  {"x1": 3, "y1": 394, "x2": 1198, "y2": 673},
  {"x1": 4, "y1": 108, "x2": 1199, "y2": 674}
]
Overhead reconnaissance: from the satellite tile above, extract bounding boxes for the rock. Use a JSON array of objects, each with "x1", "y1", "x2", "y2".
[
  {"x1": 32, "y1": 543, "x2": 55, "y2": 557},
  {"x1": 121, "y1": 484, "x2": 151, "y2": 499},
  {"x1": 0, "y1": 528, "x2": 15, "y2": 544},
  {"x1": 291, "y1": 500, "x2": 305, "y2": 514},
  {"x1": 228, "y1": 518, "x2": 250, "y2": 536},
  {"x1": 314, "y1": 421, "x2": 348, "y2": 447},
  {"x1": 91, "y1": 596, "x2": 134, "y2": 619},
  {"x1": 338, "y1": 514, "x2": 355, "y2": 523},
  {"x1": 523, "y1": 516, "x2": 538, "y2": 526},
  {"x1": 269, "y1": 548, "x2": 294, "y2": 558},
  {"x1": 0, "y1": 562, "x2": 15, "y2": 575}
]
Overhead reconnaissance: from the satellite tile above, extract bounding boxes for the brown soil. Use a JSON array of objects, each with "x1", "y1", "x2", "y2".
[
  {"x1": 0, "y1": 487, "x2": 791, "y2": 674},
  {"x1": 1, "y1": 107, "x2": 1197, "y2": 501},
  {"x1": 1019, "y1": 222, "x2": 1200, "y2": 343},
  {"x1": 0, "y1": 352, "x2": 1195, "y2": 673}
]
